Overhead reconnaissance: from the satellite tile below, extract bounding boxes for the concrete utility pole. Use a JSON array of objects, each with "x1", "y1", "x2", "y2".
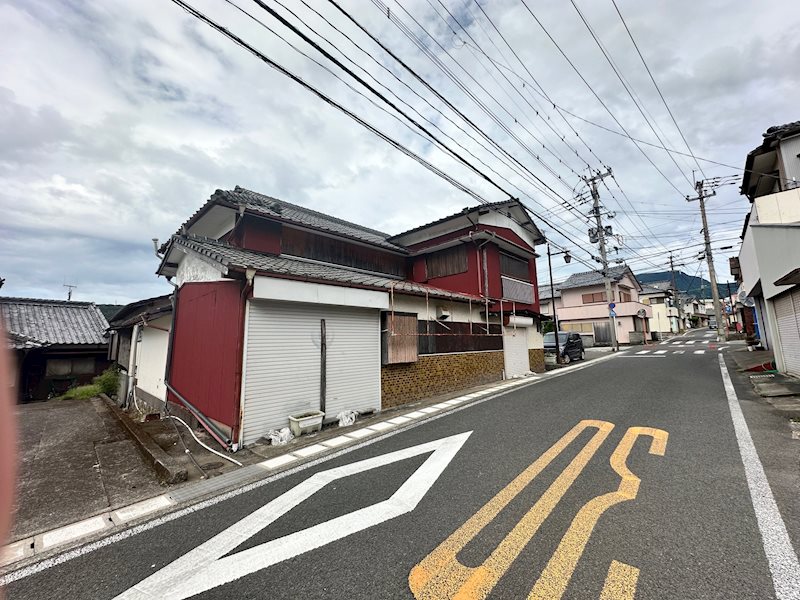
[
  {"x1": 687, "y1": 180, "x2": 726, "y2": 341},
  {"x1": 585, "y1": 168, "x2": 618, "y2": 351},
  {"x1": 669, "y1": 253, "x2": 684, "y2": 333}
]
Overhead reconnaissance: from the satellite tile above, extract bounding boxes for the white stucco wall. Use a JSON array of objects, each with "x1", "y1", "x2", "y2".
[
  {"x1": 135, "y1": 315, "x2": 171, "y2": 402},
  {"x1": 175, "y1": 251, "x2": 227, "y2": 286}
]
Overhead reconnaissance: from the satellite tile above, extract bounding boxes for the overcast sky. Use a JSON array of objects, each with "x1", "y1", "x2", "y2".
[{"x1": 1, "y1": 0, "x2": 798, "y2": 305}]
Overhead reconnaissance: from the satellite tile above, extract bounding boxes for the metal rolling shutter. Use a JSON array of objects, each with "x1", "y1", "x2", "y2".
[
  {"x1": 775, "y1": 291, "x2": 800, "y2": 376},
  {"x1": 241, "y1": 300, "x2": 381, "y2": 445},
  {"x1": 503, "y1": 327, "x2": 530, "y2": 378}
]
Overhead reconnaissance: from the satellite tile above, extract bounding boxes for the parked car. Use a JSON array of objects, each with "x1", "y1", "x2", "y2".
[
  {"x1": 708, "y1": 318, "x2": 717, "y2": 329},
  {"x1": 543, "y1": 331, "x2": 586, "y2": 363}
]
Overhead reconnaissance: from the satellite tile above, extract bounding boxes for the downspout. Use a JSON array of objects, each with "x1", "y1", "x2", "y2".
[{"x1": 234, "y1": 267, "x2": 256, "y2": 450}]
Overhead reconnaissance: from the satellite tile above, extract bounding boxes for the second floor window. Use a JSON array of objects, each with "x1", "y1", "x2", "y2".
[
  {"x1": 619, "y1": 291, "x2": 632, "y2": 303},
  {"x1": 425, "y1": 246, "x2": 468, "y2": 279},
  {"x1": 500, "y1": 252, "x2": 530, "y2": 281},
  {"x1": 581, "y1": 292, "x2": 607, "y2": 304}
]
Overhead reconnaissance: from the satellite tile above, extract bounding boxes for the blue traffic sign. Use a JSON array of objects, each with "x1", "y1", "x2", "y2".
[
  {"x1": 609, "y1": 310, "x2": 617, "y2": 318},
  {"x1": 609, "y1": 302, "x2": 616, "y2": 309}
]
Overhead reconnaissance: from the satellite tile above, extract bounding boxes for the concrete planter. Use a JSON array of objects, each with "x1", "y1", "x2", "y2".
[{"x1": 289, "y1": 411, "x2": 325, "y2": 437}]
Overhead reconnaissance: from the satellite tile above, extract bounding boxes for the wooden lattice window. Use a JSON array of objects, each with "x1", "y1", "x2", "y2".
[
  {"x1": 425, "y1": 246, "x2": 467, "y2": 279},
  {"x1": 382, "y1": 312, "x2": 418, "y2": 364}
]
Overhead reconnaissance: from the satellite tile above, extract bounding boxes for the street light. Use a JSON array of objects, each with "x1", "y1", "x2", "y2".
[{"x1": 547, "y1": 243, "x2": 571, "y2": 363}]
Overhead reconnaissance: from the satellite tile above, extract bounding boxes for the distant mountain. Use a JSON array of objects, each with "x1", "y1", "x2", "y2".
[{"x1": 637, "y1": 271, "x2": 733, "y2": 299}]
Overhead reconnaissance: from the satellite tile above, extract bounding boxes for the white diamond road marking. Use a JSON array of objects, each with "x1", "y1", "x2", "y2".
[
  {"x1": 113, "y1": 432, "x2": 473, "y2": 600},
  {"x1": 694, "y1": 350, "x2": 705, "y2": 355},
  {"x1": 636, "y1": 350, "x2": 650, "y2": 354},
  {"x1": 655, "y1": 350, "x2": 667, "y2": 354}
]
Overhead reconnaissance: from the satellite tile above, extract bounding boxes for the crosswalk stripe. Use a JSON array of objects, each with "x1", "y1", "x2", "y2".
[
  {"x1": 635, "y1": 350, "x2": 650, "y2": 355},
  {"x1": 673, "y1": 351, "x2": 685, "y2": 354},
  {"x1": 655, "y1": 350, "x2": 667, "y2": 354},
  {"x1": 686, "y1": 341, "x2": 696, "y2": 345},
  {"x1": 703, "y1": 340, "x2": 710, "y2": 344},
  {"x1": 694, "y1": 350, "x2": 705, "y2": 354}
]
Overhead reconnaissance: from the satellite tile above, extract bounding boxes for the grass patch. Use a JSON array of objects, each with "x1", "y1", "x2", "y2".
[
  {"x1": 57, "y1": 367, "x2": 119, "y2": 400},
  {"x1": 60, "y1": 384, "x2": 102, "y2": 400}
]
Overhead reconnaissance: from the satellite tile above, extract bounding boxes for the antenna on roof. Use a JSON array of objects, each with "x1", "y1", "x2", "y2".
[{"x1": 64, "y1": 284, "x2": 77, "y2": 301}]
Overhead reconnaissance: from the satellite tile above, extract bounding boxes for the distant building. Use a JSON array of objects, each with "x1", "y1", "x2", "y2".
[
  {"x1": 639, "y1": 286, "x2": 679, "y2": 336},
  {"x1": 1, "y1": 297, "x2": 110, "y2": 401},
  {"x1": 551, "y1": 265, "x2": 652, "y2": 345},
  {"x1": 737, "y1": 121, "x2": 800, "y2": 376}
]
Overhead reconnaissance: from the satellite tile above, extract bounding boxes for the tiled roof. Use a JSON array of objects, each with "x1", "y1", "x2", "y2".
[
  {"x1": 174, "y1": 187, "x2": 406, "y2": 253},
  {"x1": 1, "y1": 297, "x2": 109, "y2": 348},
  {"x1": 764, "y1": 121, "x2": 800, "y2": 141},
  {"x1": 559, "y1": 265, "x2": 632, "y2": 290},
  {"x1": 389, "y1": 200, "x2": 519, "y2": 240},
  {"x1": 108, "y1": 295, "x2": 172, "y2": 329},
  {"x1": 538, "y1": 284, "x2": 562, "y2": 301},
  {"x1": 174, "y1": 236, "x2": 482, "y2": 302}
]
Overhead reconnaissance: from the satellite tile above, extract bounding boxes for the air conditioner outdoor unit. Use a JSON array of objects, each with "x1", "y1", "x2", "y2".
[{"x1": 436, "y1": 306, "x2": 451, "y2": 320}]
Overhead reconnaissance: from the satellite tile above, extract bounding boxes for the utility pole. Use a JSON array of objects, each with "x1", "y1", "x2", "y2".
[
  {"x1": 585, "y1": 168, "x2": 618, "y2": 351},
  {"x1": 64, "y1": 284, "x2": 77, "y2": 301},
  {"x1": 687, "y1": 180, "x2": 725, "y2": 341},
  {"x1": 669, "y1": 253, "x2": 684, "y2": 333}
]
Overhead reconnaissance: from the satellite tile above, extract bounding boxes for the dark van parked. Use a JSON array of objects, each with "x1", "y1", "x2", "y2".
[{"x1": 543, "y1": 331, "x2": 586, "y2": 363}]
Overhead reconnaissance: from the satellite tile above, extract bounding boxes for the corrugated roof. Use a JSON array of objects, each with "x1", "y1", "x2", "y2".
[
  {"x1": 174, "y1": 236, "x2": 482, "y2": 302},
  {"x1": 559, "y1": 265, "x2": 633, "y2": 290},
  {"x1": 1, "y1": 297, "x2": 109, "y2": 348},
  {"x1": 172, "y1": 187, "x2": 407, "y2": 253}
]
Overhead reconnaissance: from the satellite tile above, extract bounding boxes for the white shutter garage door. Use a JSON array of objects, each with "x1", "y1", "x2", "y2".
[
  {"x1": 241, "y1": 300, "x2": 381, "y2": 445},
  {"x1": 503, "y1": 327, "x2": 530, "y2": 378},
  {"x1": 775, "y1": 290, "x2": 800, "y2": 377}
]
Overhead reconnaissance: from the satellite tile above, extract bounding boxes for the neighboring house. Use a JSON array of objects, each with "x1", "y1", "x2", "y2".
[
  {"x1": 737, "y1": 121, "x2": 800, "y2": 376},
  {"x1": 555, "y1": 265, "x2": 652, "y2": 345},
  {"x1": 107, "y1": 295, "x2": 173, "y2": 411},
  {"x1": 678, "y1": 295, "x2": 706, "y2": 329},
  {"x1": 153, "y1": 187, "x2": 547, "y2": 447},
  {"x1": 538, "y1": 283, "x2": 562, "y2": 320},
  {"x1": 639, "y1": 286, "x2": 679, "y2": 336},
  {"x1": 0, "y1": 297, "x2": 110, "y2": 401}
]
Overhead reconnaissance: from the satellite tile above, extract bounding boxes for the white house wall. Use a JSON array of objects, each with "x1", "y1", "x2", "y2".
[
  {"x1": 135, "y1": 315, "x2": 171, "y2": 402},
  {"x1": 175, "y1": 251, "x2": 227, "y2": 286},
  {"x1": 779, "y1": 135, "x2": 800, "y2": 181}
]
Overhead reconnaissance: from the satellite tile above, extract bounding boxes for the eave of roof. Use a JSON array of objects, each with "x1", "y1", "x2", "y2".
[{"x1": 174, "y1": 236, "x2": 483, "y2": 303}]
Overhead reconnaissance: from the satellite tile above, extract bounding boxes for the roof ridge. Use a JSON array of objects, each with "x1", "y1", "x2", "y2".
[
  {"x1": 0, "y1": 296, "x2": 96, "y2": 307},
  {"x1": 232, "y1": 187, "x2": 393, "y2": 239}
]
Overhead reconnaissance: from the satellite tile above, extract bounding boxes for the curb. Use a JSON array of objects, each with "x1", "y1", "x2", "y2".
[
  {"x1": 1, "y1": 352, "x2": 623, "y2": 574},
  {"x1": 103, "y1": 396, "x2": 188, "y2": 485}
]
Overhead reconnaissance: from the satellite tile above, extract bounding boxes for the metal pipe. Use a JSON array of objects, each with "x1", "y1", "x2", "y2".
[
  {"x1": 547, "y1": 243, "x2": 562, "y2": 362},
  {"x1": 165, "y1": 382, "x2": 231, "y2": 449},
  {"x1": 166, "y1": 415, "x2": 242, "y2": 467}
]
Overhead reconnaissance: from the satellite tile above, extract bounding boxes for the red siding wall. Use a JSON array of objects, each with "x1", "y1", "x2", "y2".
[{"x1": 169, "y1": 281, "x2": 243, "y2": 434}]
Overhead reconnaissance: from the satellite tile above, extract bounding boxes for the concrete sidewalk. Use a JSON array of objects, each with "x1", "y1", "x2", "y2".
[{"x1": 12, "y1": 398, "x2": 165, "y2": 541}]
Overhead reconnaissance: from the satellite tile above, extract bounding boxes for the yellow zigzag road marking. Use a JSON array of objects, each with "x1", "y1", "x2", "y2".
[
  {"x1": 408, "y1": 420, "x2": 614, "y2": 600},
  {"x1": 529, "y1": 427, "x2": 668, "y2": 600},
  {"x1": 409, "y1": 423, "x2": 668, "y2": 600}
]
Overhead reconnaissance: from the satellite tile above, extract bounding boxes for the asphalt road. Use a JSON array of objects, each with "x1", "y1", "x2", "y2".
[{"x1": 5, "y1": 328, "x2": 799, "y2": 599}]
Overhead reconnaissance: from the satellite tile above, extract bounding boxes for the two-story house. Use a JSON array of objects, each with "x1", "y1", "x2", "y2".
[
  {"x1": 738, "y1": 121, "x2": 800, "y2": 376},
  {"x1": 153, "y1": 188, "x2": 546, "y2": 448},
  {"x1": 553, "y1": 265, "x2": 652, "y2": 345},
  {"x1": 639, "y1": 286, "x2": 679, "y2": 336}
]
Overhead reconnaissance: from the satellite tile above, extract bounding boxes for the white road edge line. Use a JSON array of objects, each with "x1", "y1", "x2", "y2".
[
  {"x1": 718, "y1": 354, "x2": 800, "y2": 600},
  {"x1": 0, "y1": 349, "x2": 624, "y2": 585}
]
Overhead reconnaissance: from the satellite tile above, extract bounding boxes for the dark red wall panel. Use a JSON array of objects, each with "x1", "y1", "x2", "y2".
[{"x1": 169, "y1": 281, "x2": 243, "y2": 431}]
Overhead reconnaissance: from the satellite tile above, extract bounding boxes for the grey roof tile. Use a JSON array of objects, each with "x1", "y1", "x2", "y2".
[
  {"x1": 559, "y1": 265, "x2": 633, "y2": 290},
  {"x1": 1, "y1": 297, "x2": 109, "y2": 348},
  {"x1": 175, "y1": 236, "x2": 481, "y2": 302}
]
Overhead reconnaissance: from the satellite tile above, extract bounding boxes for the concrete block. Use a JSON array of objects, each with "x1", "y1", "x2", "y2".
[
  {"x1": 35, "y1": 514, "x2": 110, "y2": 551},
  {"x1": 0, "y1": 538, "x2": 34, "y2": 567}
]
